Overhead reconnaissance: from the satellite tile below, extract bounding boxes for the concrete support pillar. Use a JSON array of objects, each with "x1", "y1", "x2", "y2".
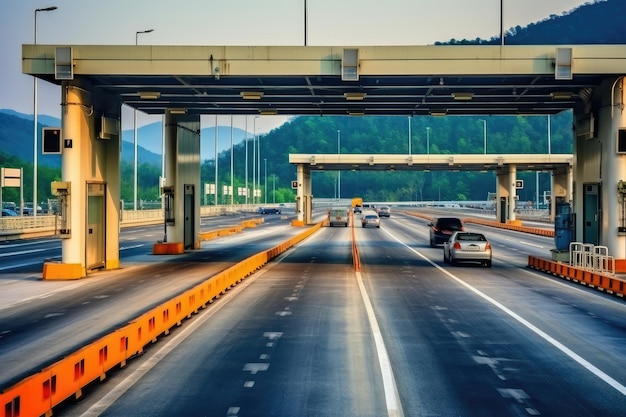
[
  {"x1": 293, "y1": 164, "x2": 312, "y2": 225},
  {"x1": 154, "y1": 112, "x2": 201, "y2": 253},
  {"x1": 600, "y1": 77, "x2": 626, "y2": 257},
  {"x1": 43, "y1": 81, "x2": 121, "y2": 279},
  {"x1": 551, "y1": 166, "x2": 572, "y2": 222},
  {"x1": 495, "y1": 169, "x2": 511, "y2": 223},
  {"x1": 508, "y1": 164, "x2": 517, "y2": 222}
]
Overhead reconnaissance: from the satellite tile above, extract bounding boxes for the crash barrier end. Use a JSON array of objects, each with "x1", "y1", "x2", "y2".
[
  {"x1": 152, "y1": 242, "x2": 184, "y2": 255},
  {"x1": 42, "y1": 262, "x2": 85, "y2": 280}
]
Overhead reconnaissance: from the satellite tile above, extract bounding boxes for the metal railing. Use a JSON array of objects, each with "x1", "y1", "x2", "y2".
[{"x1": 569, "y1": 242, "x2": 615, "y2": 276}]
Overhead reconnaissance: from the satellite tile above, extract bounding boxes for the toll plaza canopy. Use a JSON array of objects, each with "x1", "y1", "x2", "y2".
[
  {"x1": 21, "y1": 43, "x2": 626, "y2": 278},
  {"x1": 23, "y1": 44, "x2": 626, "y2": 117}
]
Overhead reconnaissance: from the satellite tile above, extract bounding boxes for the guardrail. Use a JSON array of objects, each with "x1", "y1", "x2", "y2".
[
  {"x1": 0, "y1": 221, "x2": 323, "y2": 417},
  {"x1": 0, "y1": 205, "x2": 264, "y2": 242},
  {"x1": 569, "y1": 242, "x2": 615, "y2": 276},
  {"x1": 528, "y1": 255, "x2": 625, "y2": 298}
]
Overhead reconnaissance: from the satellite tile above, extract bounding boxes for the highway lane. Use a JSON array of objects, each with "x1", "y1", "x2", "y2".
[
  {"x1": 56, "y1": 213, "x2": 626, "y2": 416},
  {"x1": 0, "y1": 211, "x2": 284, "y2": 273},
  {"x1": 0, "y1": 213, "x2": 303, "y2": 390}
]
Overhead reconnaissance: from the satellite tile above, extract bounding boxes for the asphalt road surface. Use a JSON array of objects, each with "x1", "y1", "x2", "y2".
[{"x1": 43, "y1": 212, "x2": 626, "y2": 417}]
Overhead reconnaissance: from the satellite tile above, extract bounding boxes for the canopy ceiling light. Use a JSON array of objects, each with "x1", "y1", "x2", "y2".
[
  {"x1": 259, "y1": 109, "x2": 277, "y2": 115},
  {"x1": 452, "y1": 92, "x2": 473, "y2": 101},
  {"x1": 430, "y1": 110, "x2": 447, "y2": 116},
  {"x1": 167, "y1": 108, "x2": 187, "y2": 114},
  {"x1": 241, "y1": 91, "x2": 263, "y2": 100},
  {"x1": 348, "y1": 110, "x2": 365, "y2": 116},
  {"x1": 139, "y1": 91, "x2": 161, "y2": 99},
  {"x1": 550, "y1": 91, "x2": 574, "y2": 100},
  {"x1": 344, "y1": 92, "x2": 366, "y2": 101}
]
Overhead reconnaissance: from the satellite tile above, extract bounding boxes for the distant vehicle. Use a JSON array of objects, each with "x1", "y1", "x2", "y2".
[
  {"x1": 429, "y1": 217, "x2": 464, "y2": 247},
  {"x1": 257, "y1": 206, "x2": 281, "y2": 215},
  {"x1": 443, "y1": 231, "x2": 492, "y2": 267},
  {"x1": 361, "y1": 213, "x2": 380, "y2": 228},
  {"x1": 378, "y1": 206, "x2": 391, "y2": 217},
  {"x1": 2, "y1": 208, "x2": 18, "y2": 217},
  {"x1": 329, "y1": 207, "x2": 349, "y2": 227},
  {"x1": 352, "y1": 197, "x2": 363, "y2": 213}
]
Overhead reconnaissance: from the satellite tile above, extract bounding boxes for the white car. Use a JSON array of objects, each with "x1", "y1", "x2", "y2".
[{"x1": 443, "y1": 231, "x2": 492, "y2": 267}]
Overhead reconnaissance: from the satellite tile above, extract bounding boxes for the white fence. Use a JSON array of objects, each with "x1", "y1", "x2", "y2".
[{"x1": 569, "y1": 242, "x2": 615, "y2": 276}]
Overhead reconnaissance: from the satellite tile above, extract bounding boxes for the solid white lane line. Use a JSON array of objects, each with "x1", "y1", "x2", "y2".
[
  {"x1": 355, "y1": 270, "x2": 405, "y2": 417},
  {"x1": 383, "y1": 228, "x2": 626, "y2": 398}
]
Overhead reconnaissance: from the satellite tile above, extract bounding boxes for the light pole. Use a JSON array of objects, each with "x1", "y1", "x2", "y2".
[
  {"x1": 245, "y1": 116, "x2": 248, "y2": 205},
  {"x1": 264, "y1": 158, "x2": 267, "y2": 204},
  {"x1": 33, "y1": 6, "x2": 58, "y2": 218},
  {"x1": 253, "y1": 116, "x2": 259, "y2": 204},
  {"x1": 426, "y1": 127, "x2": 430, "y2": 155},
  {"x1": 408, "y1": 116, "x2": 412, "y2": 155},
  {"x1": 134, "y1": 29, "x2": 154, "y2": 211},
  {"x1": 479, "y1": 119, "x2": 487, "y2": 154},
  {"x1": 230, "y1": 115, "x2": 234, "y2": 205},
  {"x1": 337, "y1": 129, "x2": 341, "y2": 199}
]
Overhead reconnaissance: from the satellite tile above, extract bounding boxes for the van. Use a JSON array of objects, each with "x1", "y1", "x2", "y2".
[{"x1": 329, "y1": 207, "x2": 349, "y2": 227}]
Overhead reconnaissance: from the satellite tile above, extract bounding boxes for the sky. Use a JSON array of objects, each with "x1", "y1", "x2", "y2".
[{"x1": 1, "y1": 0, "x2": 590, "y2": 133}]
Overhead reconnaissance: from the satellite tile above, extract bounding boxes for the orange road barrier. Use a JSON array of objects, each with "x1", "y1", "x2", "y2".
[
  {"x1": 0, "y1": 221, "x2": 322, "y2": 417},
  {"x1": 400, "y1": 211, "x2": 555, "y2": 237},
  {"x1": 528, "y1": 255, "x2": 626, "y2": 298}
]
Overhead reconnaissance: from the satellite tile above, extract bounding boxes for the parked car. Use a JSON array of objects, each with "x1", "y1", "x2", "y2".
[
  {"x1": 429, "y1": 217, "x2": 464, "y2": 247},
  {"x1": 361, "y1": 212, "x2": 380, "y2": 228},
  {"x1": 257, "y1": 206, "x2": 281, "y2": 214},
  {"x1": 2, "y1": 208, "x2": 18, "y2": 217},
  {"x1": 443, "y1": 231, "x2": 492, "y2": 267},
  {"x1": 329, "y1": 207, "x2": 349, "y2": 227},
  {"x1": 378, "y1": 206, "x2": 391, "y2": 217}
]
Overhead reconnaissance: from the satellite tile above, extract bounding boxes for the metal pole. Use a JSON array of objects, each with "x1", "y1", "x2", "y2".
[
  {"x1": 253, "y1": 117, "x2": 258, "y2": 204},
  {"x1": 479, "y1": 119, "x2": 487, "y2": 154},
  {"x1": 547, "y1": 115, "x2": 551, "y2": 154},
  {"x1": 33, "y1": 6, "x2": 58, "y2": 219},
  {"x1": 337, "y1": 129, "x2": 341, "y2": 199},
  {"x1": 426, "y1": 127, "x2": 430, "y2": 155},
  {"x1": 230, "y1": 115, "x2": 234, "y2": 205},
  {"x1": 257, "y1": 122, "x2": 261, "y2": 205},
  {"x1": 264, "y1": 158, "x2": 267, "y2": 204},
  {"x1": 245, "y1": 116, "x2": 248, "y2": 205},
  {"x1": 134, "y1": 29, "x2": 154, "y2": 211},
  {"x1": 214, "y1": 115, "x2": 218, "y2": 206},
  {"x1": 408, "y1": 116, "x2": 412, "y2": 155}
]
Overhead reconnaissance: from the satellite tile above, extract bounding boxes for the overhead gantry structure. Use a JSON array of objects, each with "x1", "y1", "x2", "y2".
[{"x1": 21, "y1": 44, "x2": 626, "y2": 278}]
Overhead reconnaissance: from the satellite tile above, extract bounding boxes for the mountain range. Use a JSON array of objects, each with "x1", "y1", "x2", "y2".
[{"x1": 0, "y1": 109, "x2": 252, "y2": 168}]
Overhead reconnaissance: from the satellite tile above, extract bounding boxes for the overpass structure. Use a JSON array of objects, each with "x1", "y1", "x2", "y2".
[
  {"x1": 289, "y1": 153, "x2": 573, "y2": 225},
  {"x1": 21, "y1": 43, "x2": 626, "y2": 278}
]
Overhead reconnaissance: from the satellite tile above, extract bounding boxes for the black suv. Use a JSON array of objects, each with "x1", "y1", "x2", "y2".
[{"x1": 429, "y1": 217, "x2": 464, "y2": 247}]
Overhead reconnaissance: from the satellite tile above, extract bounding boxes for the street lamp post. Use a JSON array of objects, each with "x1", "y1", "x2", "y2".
[
  {"x1": 426, "y1": 127, "x2": 430, "y2": 155},
  {"x1": 134, "y1": 29, "x2": 154, "y2": 211},
  {"x1": 245, "y1": 116, "x2": 248, "y2": 205},
  {"x1": 253, "y1": 117, "x2": 259, "y2": 204},
  {"x1": 479, "y1": 119, "x2": 487, "y2": 154},
  {"x1": 337, "y1": 129, "x2": 341, "y2": 199},
  {"x1": 408, "y1": 116, "x2": 412, "y2": 155},
  {"x1": 33, "y1": 6, "x2": 58, "y2": 218},
  {"x1": 264, "y1": 158, "x2": 267, "y2": 204}
]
